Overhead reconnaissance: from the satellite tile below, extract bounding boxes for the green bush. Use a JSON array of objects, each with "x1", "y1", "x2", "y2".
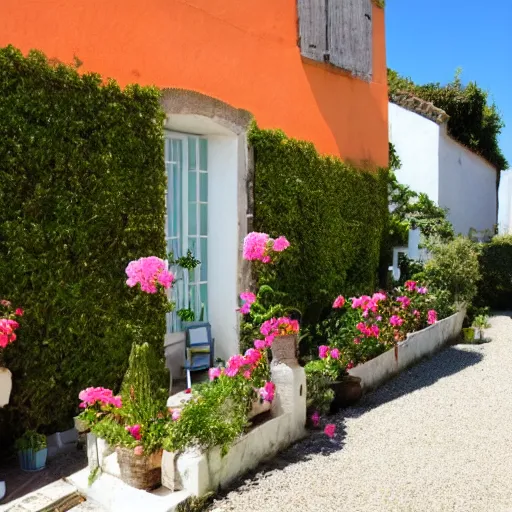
[
  {"x1": 476, "y1": 235, "x2": 512, "y2": 309},
  {"x1": 249, "y1": 126, "x2": 389, "y2": 326},
  {"x1": 0, "y1": 46, "x2": 167, "y2": 440},
  {"x1": 418, "y1": 237, "x2": 481, "y2": 307}
]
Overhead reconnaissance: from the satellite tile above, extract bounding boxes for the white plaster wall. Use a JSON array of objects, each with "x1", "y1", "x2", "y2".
[
  {"x1": 498, "y1": 170, "x2": 512, "y2": 234},
  {"x1": 389, "y1": 103, "x2": 440, "y2": 202},
  {"x1": 208, "y1": 135, "x2": 240, "y2": 362},
  {"x1": 438, "y1": 131, "x2": 497, "y2": 235}
]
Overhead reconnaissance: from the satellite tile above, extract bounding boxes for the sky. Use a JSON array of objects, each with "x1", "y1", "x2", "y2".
[{"x1": 386, "y1": 0, "x2": 512, "y2": 170}]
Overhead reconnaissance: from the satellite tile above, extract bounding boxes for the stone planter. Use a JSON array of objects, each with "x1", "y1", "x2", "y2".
[
  {"x1": 116, "y1": 447, "x2": 162, "y2": 491},
  {"x1": 329, "y1": 375, "x2": 362, "y2": 413},
  {"x1": 271, "y1": 334, "x2": 298, "y2": 365},
  {"x1": 161, "y1": 450, "x2": 182, "y2": 491},
  {"x1": 74, "y1": 416, "x2": 89, "y2": 434},
  {"x1": 0, "y1": 367, "x2": 12, "y2": 407},
  {"x1": 248, "y1": 395, "x2": 272, "y2": 419}
]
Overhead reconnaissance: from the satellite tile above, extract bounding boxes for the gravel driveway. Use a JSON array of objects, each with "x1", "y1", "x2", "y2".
[{"x1": 211, "y1": 313, "x2": 512, "y2": 512}]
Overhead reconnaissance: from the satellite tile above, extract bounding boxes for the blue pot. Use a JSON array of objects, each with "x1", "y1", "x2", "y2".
[{"x1": 18, "y1": 448, "x2": 47, "y2": 472}]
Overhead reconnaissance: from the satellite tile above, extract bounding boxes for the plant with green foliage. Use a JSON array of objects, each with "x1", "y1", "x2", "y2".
[
  {"x1": 472, "y1": 315, "x2": 490, "y2": 339},
  {"x1": 0, "y1": 45, "x2": 168, "y2": 440},
  {"x1": 15, "y1": 430, "x2": 47, "y2": 452},
  {"x1": 418, "y1": 237, "x2": 481, "y2": 307},
  {"x1": 304, "y1": 361, "x2": 335, "y2": 415},
  {"x1": 388, "y1": 68, "x2": 508, "y2": 171},
  {"x1": 476, "y1": 235, "x2": 512, "y2": 310},
  {"x1": 250, "y1": 125, "x2": 388, "y2": 327}
]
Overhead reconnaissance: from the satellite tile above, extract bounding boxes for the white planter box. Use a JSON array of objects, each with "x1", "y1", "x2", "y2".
[
  {"x1": 349, "y1": 309, "x2": 465, "y2": 392},
  {"x1": 0, "y1": 367, "x2": 12, "y2": 407}
]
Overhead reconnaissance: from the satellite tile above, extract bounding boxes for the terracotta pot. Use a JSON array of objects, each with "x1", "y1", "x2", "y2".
[
  {"x1": 270, "y1": 334, "x2": 298, "y2": 365},
  {"x1": 329, "y1": 375, "x2": 362, "y2": 413},
  {"x1": 116, "y1": 447, "x2": 162, "y2": 490},
  {"x1": 0, "y1": 367, "x2": 12, "y2": 407}
]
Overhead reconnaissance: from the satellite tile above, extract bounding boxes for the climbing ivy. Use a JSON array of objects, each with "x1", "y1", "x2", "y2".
[{"x1": 388, "y1": 69, "x2": 508, "y2": 171}]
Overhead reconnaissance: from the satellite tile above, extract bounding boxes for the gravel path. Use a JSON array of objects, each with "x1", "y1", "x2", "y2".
[{"x1": 211, "y1": 313, "x2": 512, "y2": 512}]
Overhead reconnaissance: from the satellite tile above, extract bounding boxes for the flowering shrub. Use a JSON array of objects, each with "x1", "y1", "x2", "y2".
[
  {"x1": 125, "y1": 256, "x2": 175, "y2": 294},
  {"x1": 242, "y1": 232, "x2": 290, "y2": 263},
  {"x1": 0, "y1": 300, "x2": 23, "y2": 352}
]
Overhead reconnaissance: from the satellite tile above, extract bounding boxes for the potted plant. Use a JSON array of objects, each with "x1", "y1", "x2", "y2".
[
  {"x1": 260, "y1": 316, "x2": 300, "y2": 364},
  {"x1": 462, "y1": 327, "x2": 475, "y2": 343},
  {"x1": 473, "y1": 315, "x2": 491, "y2": 341},
  {"x1": 16, "y1": 430, "x2": 48, "y2": 472}
]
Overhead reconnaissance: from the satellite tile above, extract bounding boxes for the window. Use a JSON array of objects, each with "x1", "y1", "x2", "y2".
[
  {"x1": 297, "y1": 0, "x2": 373, "y2": 79},
  {"x1": 164, "y1": 133, "x2": 208, "y2": 332}
]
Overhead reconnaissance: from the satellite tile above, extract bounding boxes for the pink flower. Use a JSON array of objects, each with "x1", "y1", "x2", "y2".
[
  {"x1": 265, "y1": 335, "x2": 275, "y2": 347},
  {"x1": 372, "y1": 292, "x2": 387, "y2": 302},
  {"x1": 243, "y1": 370, "x2": 251, "y2": 379},
  {"x1": 78, "y1": 387, "x2": 122, "y2": 409},
  {"x1": 15, "y1": 308, "x2": 24, "y2": 317},
  {"x1": 311, "y1": 411, "x2": 320, "y2": 427},
  {"x1": 272, "y1": 236, "x2": 290, "y2": 252},
  {"x1": 239, "y1": 291, "x2": 257, "y2": 314},
  {"x1": 244, "y1": 348, "x2": 262, "y2": 365},
  {"x1": 405, "y1": 280, "x2": 417, "y2": 292},
  {"x1": 254, "y1": 339, "x2": 266, "y2": 350},
  {"x1": 346, "y1": 361, "x2": 354, "y2": 369},
  {"x1": 417, "y1": 287, "x2": 428, "y2": 294},
  {"x1": 260, "y1": 319, "x2": 277, "y2": 336},
  {"x1": 332, "y1": 295, "x2": 345, "y2": 309},
  {"x1": 353, "y1": 338, "x2": 361, "y2": 345},
  {"x1": 376, "y1": 316, "x2": 382, "y2": 321},
  {"x1": 319, "y1": 345, "x2": 329, "y2": 359},
  {"x1": 239, "y1": 302, "x2": 251, "y2": 314},
  {"x1": 390, "y1": 315, "x2": 404, "y2": 327},
  {"x1": 126, "y1": 256, "x2": 174, "y2": 294},
  {"x1": 125, "y1": 424, "x2": 141, "y2": 441},
  {"x1": 208, "y1": 367, "x2": 222, "y2": 381},
  {"x1": 397, "y1": 296, "x2": 411, "y2": 309},
  {"x1": 330, "y1": 348, "x2": 340, "y2": 360},
  {"x1": 0, "y1": 300, "x2": 11, "y2": 307},
  {"x1": 171, "y1": 409, "x2": 181, "y2": 421},
  {"x1": 427, "y1": 310, "x2": 438, "y2": 325},
  {"x1": 259, "y1": 381, "x2": 275, "y2": 402},
  {"x1": 133, "y1": 446, "x2": 144, "y2": 456},
  {"x1": 243, "y1": 232, "x2": 270, "y2": 262},
  {"x1": 324, "y1": 424, "x2": 336, "y2": 438},
  {"x1": 413, "y1": 309, "x2": 420, "y2": 318},
  {"x1": 0, "y1": 318, "x2": 19, "y2": 348}
]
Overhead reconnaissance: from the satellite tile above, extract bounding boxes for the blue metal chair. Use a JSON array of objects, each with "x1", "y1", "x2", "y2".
[{"x1": 183, "y1": 322, "x2": 214, "y2": 389}]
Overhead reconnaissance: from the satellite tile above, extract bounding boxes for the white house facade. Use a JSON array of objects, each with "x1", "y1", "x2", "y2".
[
  {"x1": 498, "y1": 170, "x2": 512, "y2": 234},
  {"x1": 389, "y1": 94, "x2": 498, "y2": 236}
]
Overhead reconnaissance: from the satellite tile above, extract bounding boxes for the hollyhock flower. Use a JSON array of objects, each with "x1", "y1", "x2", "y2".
[
  {"x1": 324, "y1": 424, "x2": 336, "y2": 438},
  {"x1": 405, "y1": 280, "x2": 417, "y2": 292},
  {"x1": 332, "y1": 295, "x2": 345, "y2": 309},
  {"x1": 311, "y1": 411, "x2": 320, "y2": 427},
  {"x1": 330, "y1": 348, "x2": 340, "y2": 360},
  {"x1": 346, "y1": 361, "x2": 355, "y2": 369},
  {"x1": 259, "y1": 381, "x2": 276, "y2": 402},
  {"x1": 243, "y1": 232, "x2": 270, "y2": 261},
  {"x1": 254, "y1": 339, "x2": 266, "y2": 350},
  {"x1": 208, "y1": 367, "x2": 222, "y2": 381},
  {"x1": 397, "y1": 296, "x2": 411, "y2": 309},
  {"x1": 319, "y1": 345, "x2": 330, "y2": 359},
  {"x1": 133, "y1": 446, "x2": 144, "y2": 456},
  {"x1": 417, "y1": 287, "x2": 428, "y2": 294},
  {"x1": 427, "y1": 310, "x2": 438, "y2": 325},
  {"x1": 390, "y1": 315, "x2": 404, "y2": 327},
  {"x1": 272, "y1": 236, "x2": 290, "y2": 252},
  {"x1": 15, "y1": 308, "x2": 24, "y2": 317},
  {"x1": 171, "y1": 409, "x2": 181, "y2": 421},
  {"x1": 125, "y1": 424, "x2": 141, "y2": 441}
]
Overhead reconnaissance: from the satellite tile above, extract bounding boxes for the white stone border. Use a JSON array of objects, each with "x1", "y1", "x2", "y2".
[{"x1": 348, "y1": 309, "x2": 465, "y2": 392}]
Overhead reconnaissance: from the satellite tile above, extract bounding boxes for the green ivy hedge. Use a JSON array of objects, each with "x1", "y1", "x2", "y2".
[
  {"x1": 0, "y1": 46, "x2": 167, "y2": 440},
  {"x1": 476, "y1": 235, "x2": 512, "y2": 310},
  {"x1": 250, "y1": 126, "x2": 388, "y2": 325}
]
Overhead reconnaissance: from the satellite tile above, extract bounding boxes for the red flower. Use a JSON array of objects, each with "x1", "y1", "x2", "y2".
[
  {"x1": 185, "y1": 388, "x2": 191, "y2": 394},
  {"x1": 15, "y1": 308, "x2": 24, "y2": 317}
]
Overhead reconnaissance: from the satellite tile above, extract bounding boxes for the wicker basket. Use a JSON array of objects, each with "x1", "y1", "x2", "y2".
[
  {"x1": 116, "y1": 447, "x2": 162, "y2": 490},
  {"x1": 271, "y1": 334, "x2": 298, "y2": 365}
]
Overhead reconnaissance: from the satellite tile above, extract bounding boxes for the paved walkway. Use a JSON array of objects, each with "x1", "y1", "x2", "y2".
[{"x1": 212, "y1": 313, "x2": 512, "y2": 512}]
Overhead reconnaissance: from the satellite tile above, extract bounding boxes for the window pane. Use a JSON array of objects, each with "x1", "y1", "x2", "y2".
[
  {"x1": 188, "y1": 266, "x2": 195, "y2": 284},
  {"x1": 188, "y1": 137, "x2": 197, "y2": 170},
  {"x1": 199, "y1": 139, "x2": 207, "y2": 170},
  {"x1": 172, "y1": 163, "x2": 180, "y2": 237},
  {"x1": 200, "y1": 204, "x2": 208, "y2": 236},
  {"x1": 200, "y1": 283, "x2": 208, "y2": 321},
  {"x1": 188, "y1": 172, "x2": 197, "y2": 202},
  {"x1": 172, "y1": 139, "x2": 179, "y2": 161},
  {"x1": 165, "y1": 139, "x2": 171, "y2": 160},
  {"x1": 188, "y1": 203, "x2": 197, "y2": 235},
  {"x1": 199, "y1": 172, "x2": 208, "y2": 202},
  {"x1": 188, "y1": 284, "x2": 196, "y2": 314},
  {"x1": 200, "y1": 238, "x2": 207, "y2": 281},
  {"x1": 188, "y1": 237, "x2": 198, "y2": 258}
]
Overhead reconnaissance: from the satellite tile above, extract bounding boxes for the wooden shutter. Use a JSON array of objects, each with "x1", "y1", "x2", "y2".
[
  {"x1": 328, "y1": 0, "x2": 373, "y2": 79},
  {"x1": 298, "y1": 0, "x2": 327, "y2": 62}
]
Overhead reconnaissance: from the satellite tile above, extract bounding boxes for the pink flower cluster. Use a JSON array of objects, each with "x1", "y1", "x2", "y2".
[
  {"x1": 319, "y1": 345, "x2": 340, "y2": 360},
  {"x1": 242, "y1": 232, "x2": 290, "y2": 264},
  {"x1": 125, "y1": 256, "x2": 174, "y2": 294},
  {"x1": 356, "y1": 322, "x2": 380, "y2": 338},
  {"x1": 0, "y1": 318, "x2": 19, "y2": 348},
  {"x1": 210, "y1": 348, "x2": 263, "y2": 380},
  {"x1": 351, "y1": 292, "x2": 387, "y2": 316},
  {"x1": 427, "y1": 310, "x2": 438, "y2": 325},
  {"x1": 239, "y1": 291, "x2": 256, "y2": 315},
  {"x1": 259, "y1": 381, "x2": 275, "y2": 402},
  {"x1": 125, "y1": 424, "x2": 141, "y2": 441},
  {"x1": 259, "y1": 317, "x2": 299, "y2": 346},
  {"x1": 389, "y1": 315, "x2": 404, "y2": 327},
  {"x1": 78, "y1": 387, "x2": 122, "y2": 409},
  {"x1": 332, "y1": 295, "x2": 345, "y2": 309},
  {"x1": 396, "y1": 296, "x2": 411, "y2": 309},
  {"x1": 405, "y1": 280, "x2": 417, "y2": 291}
]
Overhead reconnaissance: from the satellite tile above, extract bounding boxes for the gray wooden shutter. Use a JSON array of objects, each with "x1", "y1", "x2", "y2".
[
  {"x1": 298, "y1": 0, "x2": 327, "y2": 62},
  {"x1": 328, "y1": 0, "x2": 373, "y2": 79}
]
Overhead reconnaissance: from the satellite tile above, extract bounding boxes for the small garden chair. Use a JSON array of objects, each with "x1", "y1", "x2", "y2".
[{"x1": 183, "y1": 322, "x2": 214, "y2": 389}]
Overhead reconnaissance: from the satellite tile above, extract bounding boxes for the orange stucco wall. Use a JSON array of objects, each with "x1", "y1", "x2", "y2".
[{"x1": 0, "y1": 0, "x2": 388, "y2": 166}]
